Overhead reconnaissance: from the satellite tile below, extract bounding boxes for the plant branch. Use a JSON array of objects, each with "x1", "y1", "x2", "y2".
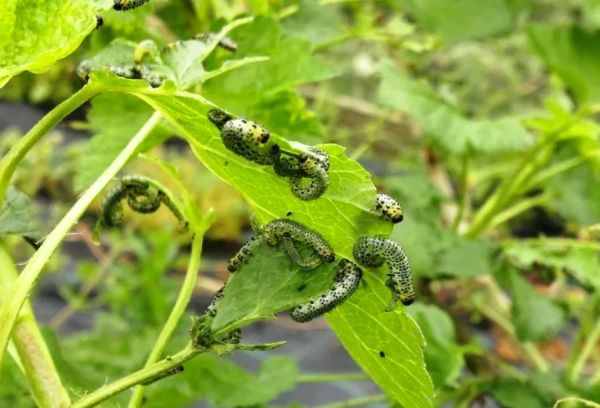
[
  {"x1": 0, "y1": 112, "x2": 162, "y2": 373},
  {"x1": 299, "y1": 372, "x2": 370, "y2": 383},
  {"x1": 0, "y1": 242, "x2": 71, "y2": 407},
  {"x1": 569, "y1": 313, "x2": 600, "y2": 383},
  {"x1": 486, "y1": 193, "x2": 549, "y2": 230},
  {"x1": 71, "y1": 343, "x2": 202, "y2": 408},
  {"x1": 128, "y1": 216, "x2": 214, "y2": 408},
  {"x1": 0, "y1": 83, "x2": 100, "y2": 205}
]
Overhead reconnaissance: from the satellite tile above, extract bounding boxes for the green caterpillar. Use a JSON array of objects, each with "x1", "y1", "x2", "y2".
[
  {"x1": 100, "y1": 176, "x2": 187, "y2": 231},
  {"x1": 290, "y1": 259, "x2": 362, "y2": 322},
  {"x1": 375, "y1": 193, "x2": 404, "y2": 224},
  {"x1": 207, "y1": 109, "x2": 278, "y2": 165},
  {"x1": 113, "y1": 0, "x2": 150, "y2": 11},
  {"x1": 227, "y1": 219, "x2": 334, "y2": 272},
  {"x1": 134, "y1": 39, "x2": 159, "y2": 64},
  {"x1": 352, "y1": 236, "x2": 414, "y2": 310}
]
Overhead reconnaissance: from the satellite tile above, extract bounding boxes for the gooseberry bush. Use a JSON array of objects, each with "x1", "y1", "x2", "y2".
[{"x1": 1, "y1": 1, "x2": 600, "y2": 408}]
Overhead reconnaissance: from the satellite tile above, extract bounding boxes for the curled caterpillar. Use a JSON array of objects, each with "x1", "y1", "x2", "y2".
[
  {"x1": 100, "y1": 175, "x2": 188, "y2": 231},
  {"x1": 353, "y1": 236, "x2": 414, "y2": 310},
  {"x1": 227, "y1": 219, "x2": 334, "y2": 272},
  {"x1": 290, "y1": 259, "x2": 362, "y2": 322},
  {"x1": 134, "y1": 39, "x2": 159, "y2": 64},
  {"x1": 195, "y1": 33, "x2": 238, "y2": 52},
  {"x1": 207, "y1": 109, "x2": 278, "y2": 165},
  {"x1": 272, "y1": 147, "x2": 329, "y2": 200},
  {"x1": 113, "y1": 0, "x2": 150, "y2": 11},
  {"x1": 375, "y1": 193, "x2": 404, "y2": 224}
]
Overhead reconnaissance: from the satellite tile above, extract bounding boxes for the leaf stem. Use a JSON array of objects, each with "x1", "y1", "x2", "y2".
[
  {"x1": 485, "y1": 193, "x2": 549, "y2": 230},
  {"x1": 71, "y1": 343, "x2": 202, "y2": 408},
  {"x1": 569, "y1": 313, "x2": 600, "y2": 383},
  {"x1": 451, "y1": 155, "x2": 470, "y2": 232},
  {"x1": 299, "y1": 372, "x2": 370, "y2": 383},
  {"x1": 128, "y1": 218, "x2": 213, "y2": 408},
  {"x1": 0, "y1": 112, "x2": 162, "y2": 374},
  {"x1": 0, "y1": 83, "x2": 100, "y2": 205},
  {"x1": 0, "y1": 242, "x2": 71, "y2": 407},
  {"x1": 312, "y1": 394, "x2": 387, "y2": 408}
]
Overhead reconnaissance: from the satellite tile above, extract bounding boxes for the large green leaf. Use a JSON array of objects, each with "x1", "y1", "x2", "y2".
[
  {"x1": 403, "y1": 0, "x2": 521, "y2": 43},
  {"x1": 129, "y1": 89, "x2": 434, "y2": 407},
  {"x1": 0, "y1": 0, "x2": 99, "y2": 88},
  {"x1": 0, "y1": 186, "x2": 39, "y2": 236},
  {"x1": 378, "y1": 61, "x2": 533, "y2": 155},
  {"x1": 528, "y1": 24, "x2": 600, "y2": 105}
]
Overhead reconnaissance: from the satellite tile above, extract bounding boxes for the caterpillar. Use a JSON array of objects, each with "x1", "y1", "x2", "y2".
[
  {"x1": 134, "y1": 39, "x2": 159, "y2": 64},
  {"x1": 375, "y1": 193, "x2": 404, "y2": 224},
  {"x1": 227, "y1": 219, "x2": 334, "y2": 272},
  {"x1": 100, "y1": 176, "x2": 188, "y2": 231},
  {"x1": 195, "y1": 33, "x2": 238, "y2": 52},
  {"x1": 113, "y1": 0, "x2": 150, "y2": 11},
  {"x1": 207, "y1": 109, "x2": 278, "y2": 165},
  {"x1": 290, "y1": 154, "x2": 329, "y2": 200},
  {"x1": 353, "y1": 236, "x2": 414, "y2": 309},
  {"x1": 262, "y1": 219, "x2": 335, "y2": 264},
  {"x1": 206, "y1": 286, "x2": 225, "y2": 317},
  {"x1": 203, "y1": 285, "x2": 242, "y2": 344},
  {"x1": 290, "y1": 259, "x2": 362, "y2": 322},
  {"x1": 100, "y1": 184, "x2": 128, "y2": 228}
]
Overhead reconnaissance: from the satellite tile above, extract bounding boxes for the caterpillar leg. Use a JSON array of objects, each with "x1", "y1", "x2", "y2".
[
  {"x1": 290, "y1": 259, "x2": 362, "y2": 322},
  {"x1": 353, "y1": 236, "x2": 414, "y2": 310}
]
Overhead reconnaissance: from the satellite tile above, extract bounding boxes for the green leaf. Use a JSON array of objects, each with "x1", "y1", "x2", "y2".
[
  {"x1": 282, "y1": 0, "x2": 347, "y2": 45},
  {"x1": 504, "y1": 239, "x2": 600, "y2": 290},
  {"x1": 437, "y1": 239, "x2": 495, "y2": 278},
  {"x1": 129, "y1": 89, "x2": 433, "y2": 406},
  {"x1": 407, "y1": 304, "x2": 464, "y2": 387},
  {"x1": 74, "y1": 92, "x2": 167, "y2": 191},
  {"x1": 0, "y1": 186, "x2": 39, "y2": 236},
  {"x1": 378, "y1": 61, "x2": 533, "y2": 155},
  {"x1": 403, "y1": 0, "x2": 520, "y2": 43},
  {"x1": 528, "y1": 24, "x2": 600, "y2": 105},
  {"x1": 0, "y1": 0, "x2": 98, "y2": 88},
  {"x1": 502, "y1": 268, "x2": 566, "y2": 342},
  {"x1": 483, "y1": 378, "x2": 547, "y2": 408},
  {"x1": 146, "y1": 354, "x2": 298, "y2": 408}
]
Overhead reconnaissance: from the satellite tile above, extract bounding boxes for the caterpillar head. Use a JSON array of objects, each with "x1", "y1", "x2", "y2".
[{"x1": 207, "y1": 109, "x2": 233, "y2": 130}]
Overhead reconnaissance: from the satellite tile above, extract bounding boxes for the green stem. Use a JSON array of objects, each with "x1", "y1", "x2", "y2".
[
  {"x1": 71, "y1": 343, "x2": 202, "y2": 408},
  {"x1": 0, "y1": 83, "x2": 100, "y2": 205},
  {"x1": 299, "y1": 373, "x2": 369, "y2": 383},
  {"x1": 0, "y1": 112, "x2": 162, "y2": 373},
  {"x1": 569, "y1": 314, "x2": 600, "y2": 383},
  {"x1": 128, "y1": 221, "x2": 212, "y2": 408},
  {"x1": 0, "y1": 242, "x2": 71, "y2": 407},
  {"x1": 451, "y1": 156, "x2": 470, "y2": 232},
  {"x1": 486, "y1": 193, "x2": 549, "y2": 230},
  {"x1": 313, "y1": 394, "x2": 387, "y2": 408}
]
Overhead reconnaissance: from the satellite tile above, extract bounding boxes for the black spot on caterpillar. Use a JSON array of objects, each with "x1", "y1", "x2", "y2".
[
  {"x1": 375, "y1": 193, "x2": 404, "y2": 224},
  {"x1": 195, "y1": 32, "x2": 238, "y2": 52},
  {"x1": 134, "y1": 39, "x2": 159, "y2": 64},
  {"x1": 290, "y1": 259, "x2": 362, "y2": 322},
  {"x1": 296, "y1": 283, "x2": 307, "y2": 292},
  {"x1": 379, "y1": 351, "x2": 386, "y2": 358},
  {"x1": 95, "y1": 15, "x2": 103, "y2": 29},
  {"x1": 227, "y1": 219, "x2": 334, "y2": 272},
  {"x1": 286, "y1": 211, "x2": 292, "y2": 217},
  {"x1": 113, "y1": 0, "x2": 150, "y2": 11},
  {"x1": 141, "y1": 366, "x2": 184, "y2": 385},
  {"x1": 207, "y1": 109, "x2": 278, "y2": 165},
  {"x1": 352, "y1": 236, "x2": 414, "y2": 310}
]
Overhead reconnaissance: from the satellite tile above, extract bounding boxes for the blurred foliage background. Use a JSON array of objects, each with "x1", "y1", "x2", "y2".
[{"x1": 2, "y1": 0, "x2": 600, "y2": 407}]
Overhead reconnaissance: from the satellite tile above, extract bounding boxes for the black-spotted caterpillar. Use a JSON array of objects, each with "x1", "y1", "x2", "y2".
[
  {"x1": 228, "y1": 219, "x2": 334, "y2": 272},
  {"x1": 100, "y1": 175, "x2": 187, "y2": 231},
  {"x1": 375, "y1": 193, "x2": 404, "y2": 224},
  {"x1": 113, "y1": 0, "x2": 150, "y2": 11},
  {"x1": 290, "y1": 259, "x2": 362, "y2": 322},
  {"x1": 353, "y1": 236, "x2": 414, "y2": 310},
  {"x1": 208, "y1": 109, "x2": 278, "y2": 165},
  {"x1": 273, "y1": 147, "x2": 330, "y2": 201},
  {"x1": 203, "y1": 284, "x2": 242, "y2": 344},
  {"x1": 195, "y1": 33, "x2": 238, "y2": 52}
]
